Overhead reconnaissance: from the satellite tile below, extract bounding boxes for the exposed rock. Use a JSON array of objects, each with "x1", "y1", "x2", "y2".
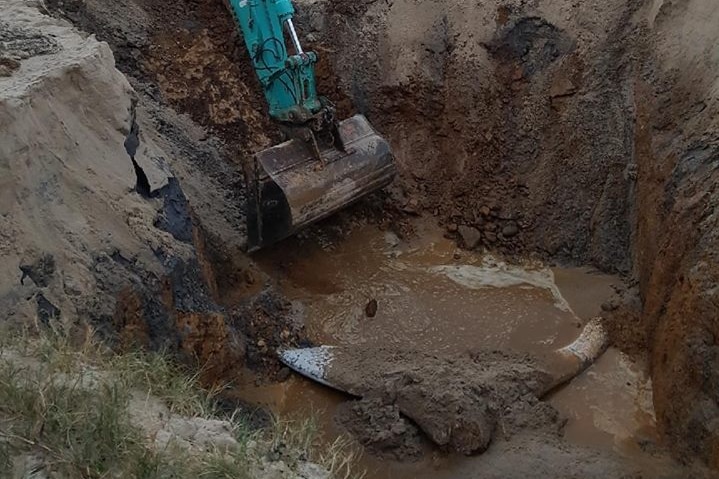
[
  {"x1": 458, "y1": 225, "x2": 482, "y2": 249},
  {"x1": 601, "y1": 301, "x2": 618, "y2": 312},
  {"x1": 402, "y1": 198, "x2": 421, "y2": 215},
  {"x1": 549, "y1": 75, "x2": 577, "y2": 98},
  {"x1": 502, "y1": 222, "x2": 520, "y2": 238}
]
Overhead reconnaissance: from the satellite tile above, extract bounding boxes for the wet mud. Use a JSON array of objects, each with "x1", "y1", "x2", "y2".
[
  {"x1": 336, "y1": 398, "x2": 424, "y2": 461},
  {"x1": 326, "y1": 347, "x2": 557, "y2": 455},
  {"x1": 241, "y1": 223, "x2": 700, "y2": 478}
]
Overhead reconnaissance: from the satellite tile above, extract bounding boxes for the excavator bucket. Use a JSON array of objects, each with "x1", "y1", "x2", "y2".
[{"x1": 245, "y1": 115, "x2": 395, "y2": 251}]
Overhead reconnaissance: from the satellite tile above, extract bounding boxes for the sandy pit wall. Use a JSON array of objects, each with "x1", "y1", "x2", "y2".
[
  {"x1": 631, "y1": 1, "x2": 719, "y2": 467},
  {"x1": 0, "y1": 0, "x2": 304, "y2": 387}
]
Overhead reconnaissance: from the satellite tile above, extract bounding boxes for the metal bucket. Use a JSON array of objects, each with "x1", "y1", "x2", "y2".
[{"x1": 245, "y1": 115, "x2": 396, "y2": 251}]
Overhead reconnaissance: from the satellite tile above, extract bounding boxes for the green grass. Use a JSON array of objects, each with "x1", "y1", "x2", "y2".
[
  {"x1": 0, "y1": 327, "x2": 249, "y2": 478},
  {"x1": 0, "y1": 326, "x2": 362, "y2": 478},
  {"x1": 111, "y1": 351, "x2": 222, "y2": 416},
  {"x1": 0, "y1": 360, "x2": 157, "y2": 477}
]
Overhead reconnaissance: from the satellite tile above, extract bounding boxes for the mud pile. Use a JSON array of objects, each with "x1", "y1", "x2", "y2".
[
  {"x1": 329, "y1": 348, "x2": 559, "y2": 456},
  {"x1": 336, "y1": 398, "x2": 424, "y2": 461}
]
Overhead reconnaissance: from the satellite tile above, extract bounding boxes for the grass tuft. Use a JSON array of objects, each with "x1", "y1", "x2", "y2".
[
  {"x1": 270, "y1": 414, "x2": 366, "y2": 479},
  {"x1": 197, "y1": 447, "x2": 251, "y2": 479},
  {"x1": 319, "y1": 435, "x2": 366, "y2": 479},
  {"x1": 0, "y1": 360, "x2": 154, "y2": 478},
  {"x1": 0, "y1": 326, "x2": 364, "y2": 478},
  {"x1": 111, "y1": 351, "x2": 222, "y2": 416}
]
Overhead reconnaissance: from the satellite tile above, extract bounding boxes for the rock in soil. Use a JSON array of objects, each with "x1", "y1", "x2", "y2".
[
  {"x1": 458, "y1": 225, "x2": 482, "y2": 250},
  {"x1": 502, "y1": 222, "x2": 520, "y2": 238}
]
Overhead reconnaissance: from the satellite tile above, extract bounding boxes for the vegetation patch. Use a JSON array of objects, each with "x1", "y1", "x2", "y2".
[{"x1": 0, "y1": 327, "x2": 361, "y2": 478}]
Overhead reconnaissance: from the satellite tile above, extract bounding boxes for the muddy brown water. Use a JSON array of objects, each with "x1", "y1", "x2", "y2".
[{"x1": 242, "y1": 222, "x2": 658, "y2": 478}]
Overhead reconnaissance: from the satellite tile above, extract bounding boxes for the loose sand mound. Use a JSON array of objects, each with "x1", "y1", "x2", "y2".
[
  {"x1": 0, "y1": 0, "x2": 179, "y2": 326},
  {"x1": 0, "y1": 1, "x2": 278, "y2": 383}
]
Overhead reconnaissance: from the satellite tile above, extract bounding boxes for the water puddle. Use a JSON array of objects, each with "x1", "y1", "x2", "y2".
[
  {"x1": 549, "y1": 348, "x2": 657, "y2": 449},
  {"x1": 243, "y1": 222, "x2": 659, "y2": 478},
  {"x1": 260, "y1": 224, "x2": 581, "y2": 357}
]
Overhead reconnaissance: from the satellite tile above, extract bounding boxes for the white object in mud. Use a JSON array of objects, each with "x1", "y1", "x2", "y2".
[
  {"x1": 429, "y1": 261, "x2": 575, "y2": 313},
  {"x1": 556, "y1": 318, "x2": 608, "y2": 365},
  {"x1": 278, "y1": 318, "x2": 609, "y2": 394},
  {"x1": 279, "y1": 346, "x2": 339, "y2": 389}
]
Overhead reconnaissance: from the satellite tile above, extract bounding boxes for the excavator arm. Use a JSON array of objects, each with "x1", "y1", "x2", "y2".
[
  {"x1": 228, "y1": 0, "x2": 328, "y2": 126},
  {"x1": 226, "y1": 0, "x2": 396, "y2": 251}
]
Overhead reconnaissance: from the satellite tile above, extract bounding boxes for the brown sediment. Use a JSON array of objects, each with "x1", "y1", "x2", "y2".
[
  {"x1": 175, "y1": 311, "x2": 245, "y2": 383},
  {"x1": 335, "y1": 398, "x2": 424, "y2": 461},
  {"x1": 324, "y1": 317, "x2": 606, "y2": 457},
  {"x1": 327, "y1": 347, "x2": 556, "y2": 455}
]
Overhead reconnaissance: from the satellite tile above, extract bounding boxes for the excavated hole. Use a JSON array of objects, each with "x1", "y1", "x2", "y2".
[{"x1": 40, "y1": 0, "x2": 719, "y2": 476}]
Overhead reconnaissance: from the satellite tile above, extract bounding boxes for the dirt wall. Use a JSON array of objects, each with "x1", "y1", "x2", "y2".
[
  {"x1": 298, "y1": 0, "x2": 719, "y2": 466},
  {"x1": 299, "y1": 0, "x2": 638, "y2": 272},
  {"x1": 0, "y1": 0, "x2": 304, "y2": 389},
  {"x1": 631, "y1": 0, "x2": 719, "y2": 467}
]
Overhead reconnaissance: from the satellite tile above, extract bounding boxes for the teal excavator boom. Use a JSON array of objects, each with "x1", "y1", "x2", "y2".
[{"x1": 227, "y1": 0, "x2": 396, "y2": 250}]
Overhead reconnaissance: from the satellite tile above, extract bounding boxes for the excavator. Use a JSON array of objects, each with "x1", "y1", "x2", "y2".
[{"x1": 227, "y1": 0, "x2": 396, "y2": 251}]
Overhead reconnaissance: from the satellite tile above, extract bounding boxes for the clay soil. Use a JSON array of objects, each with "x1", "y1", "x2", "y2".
[
  {"x1": 10, "y1": 0, "x2": 719, "y2": 475},
  {"x1": 329, "y1": 347, "x2": 560, "y2": 456}
]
